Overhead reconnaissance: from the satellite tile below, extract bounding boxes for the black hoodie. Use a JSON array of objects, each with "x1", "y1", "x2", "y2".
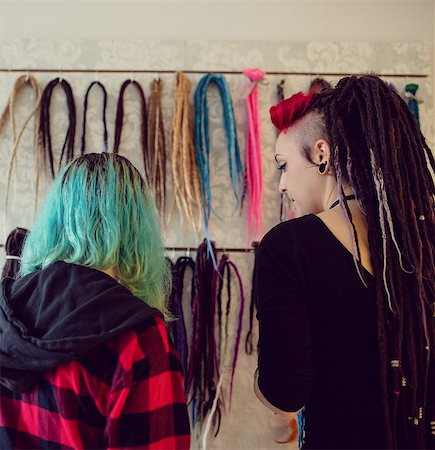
[{"x1": 0, "y1": 261, "x2": 161, "y2": 392}]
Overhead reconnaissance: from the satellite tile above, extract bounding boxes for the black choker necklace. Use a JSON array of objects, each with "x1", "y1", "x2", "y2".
[{"x1": 329, "y1": 195, "x2": 356, "y2": 210}]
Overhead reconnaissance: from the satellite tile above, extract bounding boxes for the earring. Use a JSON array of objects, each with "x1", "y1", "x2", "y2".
[{"x1": 318, "y1": 161, "x2": 328, "y2": 174}]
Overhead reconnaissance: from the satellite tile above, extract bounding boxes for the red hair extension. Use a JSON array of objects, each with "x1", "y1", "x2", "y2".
[{"x1": 269, "y1": 90, "x2": 315, "y2": 132}]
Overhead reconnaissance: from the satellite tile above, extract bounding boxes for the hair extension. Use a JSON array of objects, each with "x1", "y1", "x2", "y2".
[
  {"x1": 201, "y1": 253, "x2": 245, "y2": 448},
  {"x1": 225, "y1": 258, "x2": 245, "y2": 403},
  {"x1": 277, "y1": 79, "x2": 285, "y2": 102},
  {"x1": 169, "y1": 72, "x2": 202, "y2": 235},
  {"x1": 80, "y1": 80, "x2": 108, "y2": 154},
  {"x1": 404, "y1": 83, "x2": 420, "y2": 127},
  {"x1": 269, "y1": 75, "x2": 435, "y2": 448},
  {"x1": 39, "y1": 77, "x2": 76, "y2": 179},
  {"x1": 309, "y1": 77, "x2": 332, "y2": 93},
  {"x1": 168, "y1": 255, "x2": 195, "y2": 390},
  {"x1": 187, "y1": 239, "x2": 219, "y2": 427},
  {"x1": 20, "y1": 152, "x2": 172, "y2": 319},
  {"x1": 245, "y1": 241, "x2": 259, "y2": 355},
  {"x1": 113, "y1": 80, "x2": 148, "y2": 178},
  {"x1": 194, "y1": 74, "x2": 245, "y2": 264},
  {"x1": 243, "y1": 68, "x2": 265, "y2": 241},
  {"x1": 1, "y1": 227, "x2": 29, "y2": 281},
  {"x1": 0, "y1": 75, "x2": 41, "y2": 232},
  {"x1": 147, "y1": 78, "x2": 166, "y2": 218}
]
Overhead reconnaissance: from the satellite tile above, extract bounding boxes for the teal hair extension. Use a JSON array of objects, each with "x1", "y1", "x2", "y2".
[
  {"x1": 20, "y1": 152, "x2": 171, "y2": 318},
  {"x1": 194, "y1": 74, "x2": 245, "y2": 266}
]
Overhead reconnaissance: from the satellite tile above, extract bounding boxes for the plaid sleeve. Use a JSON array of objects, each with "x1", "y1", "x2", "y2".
[{"x1": 105, "y1": 316, "x2": 191, "y2": 449}]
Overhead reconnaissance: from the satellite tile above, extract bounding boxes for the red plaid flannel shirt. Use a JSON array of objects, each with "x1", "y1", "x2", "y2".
[{"x1": 0, "y1": 316, "x2": 191, "y2": 449}]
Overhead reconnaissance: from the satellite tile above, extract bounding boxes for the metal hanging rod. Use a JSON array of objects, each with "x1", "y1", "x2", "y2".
[
  {"x1": 0, "y1": 243, "x2": 260, "y2": 252},
  {"x1": 165, "y1": 244, "x2": 259, "y2": 254},
  {"x1": 0, "y1": 68, "x2": 428, "y2": 78}
]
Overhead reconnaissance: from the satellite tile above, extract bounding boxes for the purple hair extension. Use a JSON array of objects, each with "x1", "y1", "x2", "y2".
[
  {"x1": 167, "y1": 256, "x2": 195, "y2": 392},
  {"x1": 186, "y1": 240, "x2": 219, "y2": 426}
]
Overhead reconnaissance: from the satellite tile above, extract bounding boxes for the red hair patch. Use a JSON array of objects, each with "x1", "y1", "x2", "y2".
[{"x1": 269, "y1": 90, "x2": 315, "y2": 132}]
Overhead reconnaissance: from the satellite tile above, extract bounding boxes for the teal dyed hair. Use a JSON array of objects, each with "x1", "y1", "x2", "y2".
[{"x1": 20, "y1": 153, "x2": 171, "y2": 318}]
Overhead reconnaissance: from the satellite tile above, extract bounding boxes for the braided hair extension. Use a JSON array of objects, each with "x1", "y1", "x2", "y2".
[
  {"x1": 245, "y1": 241, "x2": 259, "y2": 355},
  {"x1": 39, "y1": 77, "x2": 76, "y2": 179},
  {"x1": 201, "y1": 253, "x2": 245, "y2": 448},
  {"x1": 0, "y1": 75, "x2": 41, "y2": 230},
  {"x1": 113, "y1": 80, "x2": 148, "y2": 178},
  {"x1": 168, "y1": 255, "x2": 195, "y2": 390},
  {"x1": 308, "y1": 77, "x2": 332, "y2": 93},
  {"x1": 169, "y1": 72, "x2": 202, "y2": 235},
  {"x1": 80, "y1": 80, "x2": 108, "y2": 154},
  {"x1": 194, "y1": 74, "x2": 245, "y2": 264},
  {"x1": 270, "y1": 75, "x2": 434, "y2": 448},
  {"x1": 243, "y1": 68, "x2": 266, "y2": 242},
  {"x1": 1, "y1": 227, "x2": 29, "y2": 281},
  {"x1": 147, "y1": 78, "x2": 166, "y2": 218},
  {"x1": 186, "y1": 240, "x2": 219, "y2": 427},
  {"x1": 404, "y1": 83, "x2": 420, "y2": 128}
]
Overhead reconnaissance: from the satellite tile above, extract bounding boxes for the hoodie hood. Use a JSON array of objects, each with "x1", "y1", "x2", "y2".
[{"x1": 0, "y1": 261, "x2": 161, "y2": 392}]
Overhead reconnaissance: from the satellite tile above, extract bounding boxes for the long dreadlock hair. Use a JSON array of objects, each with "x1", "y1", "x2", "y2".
[{"x1": 270, "y1": 75, "x2": 434, "y2": 449}]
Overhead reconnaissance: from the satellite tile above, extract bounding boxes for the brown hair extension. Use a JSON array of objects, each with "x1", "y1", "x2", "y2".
[
  {"x1": 1, "y1": 227, "x2": 29, "y2": 281},
  {"x1": 309, "y1": 77, "x2": 332, "y2": 93},
  {"x1": 301, "y1": 76, "x2": 434, "y2": 449},
  {"x1": 169, "y1": 72, "x2": 202, "y2": 235},
  {"x1": 39, "y1": 77, "x2": 76, "y2": 180},
  {"x1": 147, "y1": 78, "x2": 166, "y2": 219},
  {"x1": 0, "y1": 75, "x2": 41, "y2": 228},
  {"x1": 113, "y1": 80, "x2": 148, "y2": 179}
]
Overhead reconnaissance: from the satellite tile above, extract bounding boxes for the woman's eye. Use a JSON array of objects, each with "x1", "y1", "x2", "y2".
[{"x1": 277, "y1": 163, "x2": 287, "y2": 173}]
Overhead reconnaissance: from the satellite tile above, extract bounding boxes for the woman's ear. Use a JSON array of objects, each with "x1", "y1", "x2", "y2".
[
  {"x1": 311, "y1": 139, "x2": 331, "y2": 165},
  {"x1": 311, "y1": 139, "x2": 332, "y2": 175}
]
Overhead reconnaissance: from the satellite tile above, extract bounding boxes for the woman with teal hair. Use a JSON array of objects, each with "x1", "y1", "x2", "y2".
[{"x1": 0, "y1": 153, "x2": 191, "y2": 449}]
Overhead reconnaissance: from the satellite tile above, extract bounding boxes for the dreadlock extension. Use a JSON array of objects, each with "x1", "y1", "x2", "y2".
[
  {"x1": 39, "y1": 77, "x2": 76, "y2": 179},
  {"x1": 194, "y1": 74, "x2": 245, "y2": 267},
  {"x1": 187, "y1": 240, "x2": 219, "y2": 427},
  {"x1": 201, "y1": 252, "x2": 245, "y2": 448},
  {"x1": 147, "y1": 78, "x2": 167, "y2": 218},
  {"x1": 169, "y1": 72, "x2": 202, "y2": 235},
  {"x1": 245, "y1": 241, "x2": 259, "y2": 355},
  {"x1": 309, "y1": 77, "x2": 332, "y2": 93},
  {"x1": 270, "y1": 75, "x2": 434, "y2": 449},
  {"x1": 168, "y1": 255, "x2": 195, "y2": 391},
  {"x1": 243, "y1": 68, "x2": 266, "y2": 242},
  {"x1": 1, "y1": 75, "x2": 41, "y2": 230},
  {"x1": 80, "y1": 80, "x2": 108, "y2": 154},
  {"x1": 113, "y1": 80, "x2": 148, "y2": 178},
  {"x1": 1, "y1": 227, "x2": 29, "y2": 281}
]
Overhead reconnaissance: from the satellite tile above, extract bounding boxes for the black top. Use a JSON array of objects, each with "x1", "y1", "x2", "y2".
[{"x1": 256, "y1": 214, "x2": 384, "y2": 449}]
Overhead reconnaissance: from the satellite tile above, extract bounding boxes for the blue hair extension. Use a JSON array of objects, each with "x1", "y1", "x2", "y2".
[
  {"x1": 404, "y1": 83, "x2": 420, "y2": 127},
  {"x1": 194, "y1": 74, "x2": 245, "y2": 267}
]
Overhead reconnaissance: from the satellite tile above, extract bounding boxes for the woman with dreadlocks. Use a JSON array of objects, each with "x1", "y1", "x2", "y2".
[{"x1": 254, "y1": 75, "x2": 434, "y2": 449}]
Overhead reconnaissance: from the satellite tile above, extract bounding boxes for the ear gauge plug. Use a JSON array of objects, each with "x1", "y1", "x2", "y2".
[{"x1": 318, "y1": 161, "x2": 328, "y2": 174}]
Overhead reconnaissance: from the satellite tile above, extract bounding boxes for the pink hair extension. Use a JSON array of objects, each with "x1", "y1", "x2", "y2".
[{"x1": 243, "y1": 68, "x2": 266, "y2": 242}]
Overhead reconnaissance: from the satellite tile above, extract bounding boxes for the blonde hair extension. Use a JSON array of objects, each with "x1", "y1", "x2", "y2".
[
  {"x1": 1, "y1": 74, "x2": 42, "y2": 237},
  {"x1": 169, "y1": 72, "x2": 202, "y2": 236}
]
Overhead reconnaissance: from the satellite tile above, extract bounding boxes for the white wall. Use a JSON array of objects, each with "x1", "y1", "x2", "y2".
[{"x1": 0, "y1": 1, "x2": 434, "y2": 45}]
